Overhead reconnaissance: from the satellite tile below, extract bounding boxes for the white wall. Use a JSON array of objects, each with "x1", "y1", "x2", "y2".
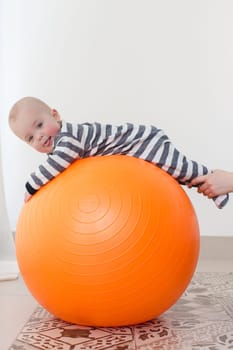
[{"x1": 1, "y1": 0, "x2": 233, "y2": 235}]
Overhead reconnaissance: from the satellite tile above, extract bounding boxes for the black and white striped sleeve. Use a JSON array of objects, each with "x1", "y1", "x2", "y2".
[{"x1": 25, "y1": 135, "x2": 84, "y2": 194}]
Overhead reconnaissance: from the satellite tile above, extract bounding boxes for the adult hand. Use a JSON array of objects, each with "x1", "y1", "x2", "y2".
[{"x1": 190, "y1": 170, "x2": 233, "y2": 197}]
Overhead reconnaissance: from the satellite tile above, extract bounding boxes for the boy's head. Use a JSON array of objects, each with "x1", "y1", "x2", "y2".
[{"x1": 9, "y1": 97, "x2": 61, "y2": 153}]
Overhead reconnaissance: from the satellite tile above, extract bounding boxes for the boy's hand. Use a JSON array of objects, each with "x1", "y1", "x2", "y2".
[{"x1": 24, "y1": 192, "x2": 32, "y2": 202}]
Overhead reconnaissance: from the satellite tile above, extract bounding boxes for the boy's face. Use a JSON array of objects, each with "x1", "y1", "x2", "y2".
[{"x1": 10, "y1": 108, "x2": 61, "y2": 153}]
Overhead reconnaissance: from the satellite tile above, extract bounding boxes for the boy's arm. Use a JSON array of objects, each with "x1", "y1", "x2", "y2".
[{"x1": 25, "y1": 135, "x2": 84, "y2": 197}]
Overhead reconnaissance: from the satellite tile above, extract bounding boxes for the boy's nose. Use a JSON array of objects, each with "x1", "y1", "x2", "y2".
[{"x1": 36, "y1": 132, "x2": 43, "y2": 141}]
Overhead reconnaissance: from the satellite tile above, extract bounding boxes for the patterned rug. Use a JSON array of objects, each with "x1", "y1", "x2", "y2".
[{"x1": 9, "y1": 272, "x2": 233, "y2": 350}]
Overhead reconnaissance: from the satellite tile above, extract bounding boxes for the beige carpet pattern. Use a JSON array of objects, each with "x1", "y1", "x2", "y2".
[{"x1": 9, "y1": 272, "x2": 233, "y2": 350}]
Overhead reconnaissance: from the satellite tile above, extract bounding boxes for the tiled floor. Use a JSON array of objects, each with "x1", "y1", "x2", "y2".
[{"x1": 1, "y1": 259, "x2": 233, "y2": 350}]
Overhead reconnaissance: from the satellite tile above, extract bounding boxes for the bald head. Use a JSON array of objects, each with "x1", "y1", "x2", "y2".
[{"x1": 9, "y1": 97, "x2": 51, "y2": 124}]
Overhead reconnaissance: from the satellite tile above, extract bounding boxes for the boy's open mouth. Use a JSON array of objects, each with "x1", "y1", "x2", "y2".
[{"x1": 44, "y1": 136, "x2": 52, "y2": 147}]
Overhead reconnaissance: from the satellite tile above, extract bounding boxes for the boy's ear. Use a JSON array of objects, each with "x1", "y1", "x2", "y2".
[{"x1": 51, "y1": 109, "x2": 60, "y2": 121}]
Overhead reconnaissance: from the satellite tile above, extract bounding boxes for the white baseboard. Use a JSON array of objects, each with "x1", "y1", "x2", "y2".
[
  {"x1": 0, "y1": 260, "x2": 19, "y2": 281},
  {"x1": 200, "y1": 236, "x2": 233, "y2": 260}
]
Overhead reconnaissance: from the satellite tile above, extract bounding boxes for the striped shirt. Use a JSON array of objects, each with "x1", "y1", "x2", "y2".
[{"x1": 25, "y1": 121, "x2": 229, "y2": 209}]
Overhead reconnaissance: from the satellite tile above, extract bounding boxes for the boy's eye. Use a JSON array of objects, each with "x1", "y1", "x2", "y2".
[
  {"x1": 28, "y1": 136, "x2": 33, "y2": 143},
  {"x1": 37, "y1": 122, "x2": 43, "y2": 128}
]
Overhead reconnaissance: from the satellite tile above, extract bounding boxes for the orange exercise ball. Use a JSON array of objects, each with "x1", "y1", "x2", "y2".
[{"x1": 16, "y1": 155, "x2": 199, "y2": 327}]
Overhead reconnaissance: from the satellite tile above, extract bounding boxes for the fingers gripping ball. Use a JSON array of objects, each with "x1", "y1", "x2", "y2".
[{"x1": 16, "y1": 155, "x2": 200, "y2": 327}]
